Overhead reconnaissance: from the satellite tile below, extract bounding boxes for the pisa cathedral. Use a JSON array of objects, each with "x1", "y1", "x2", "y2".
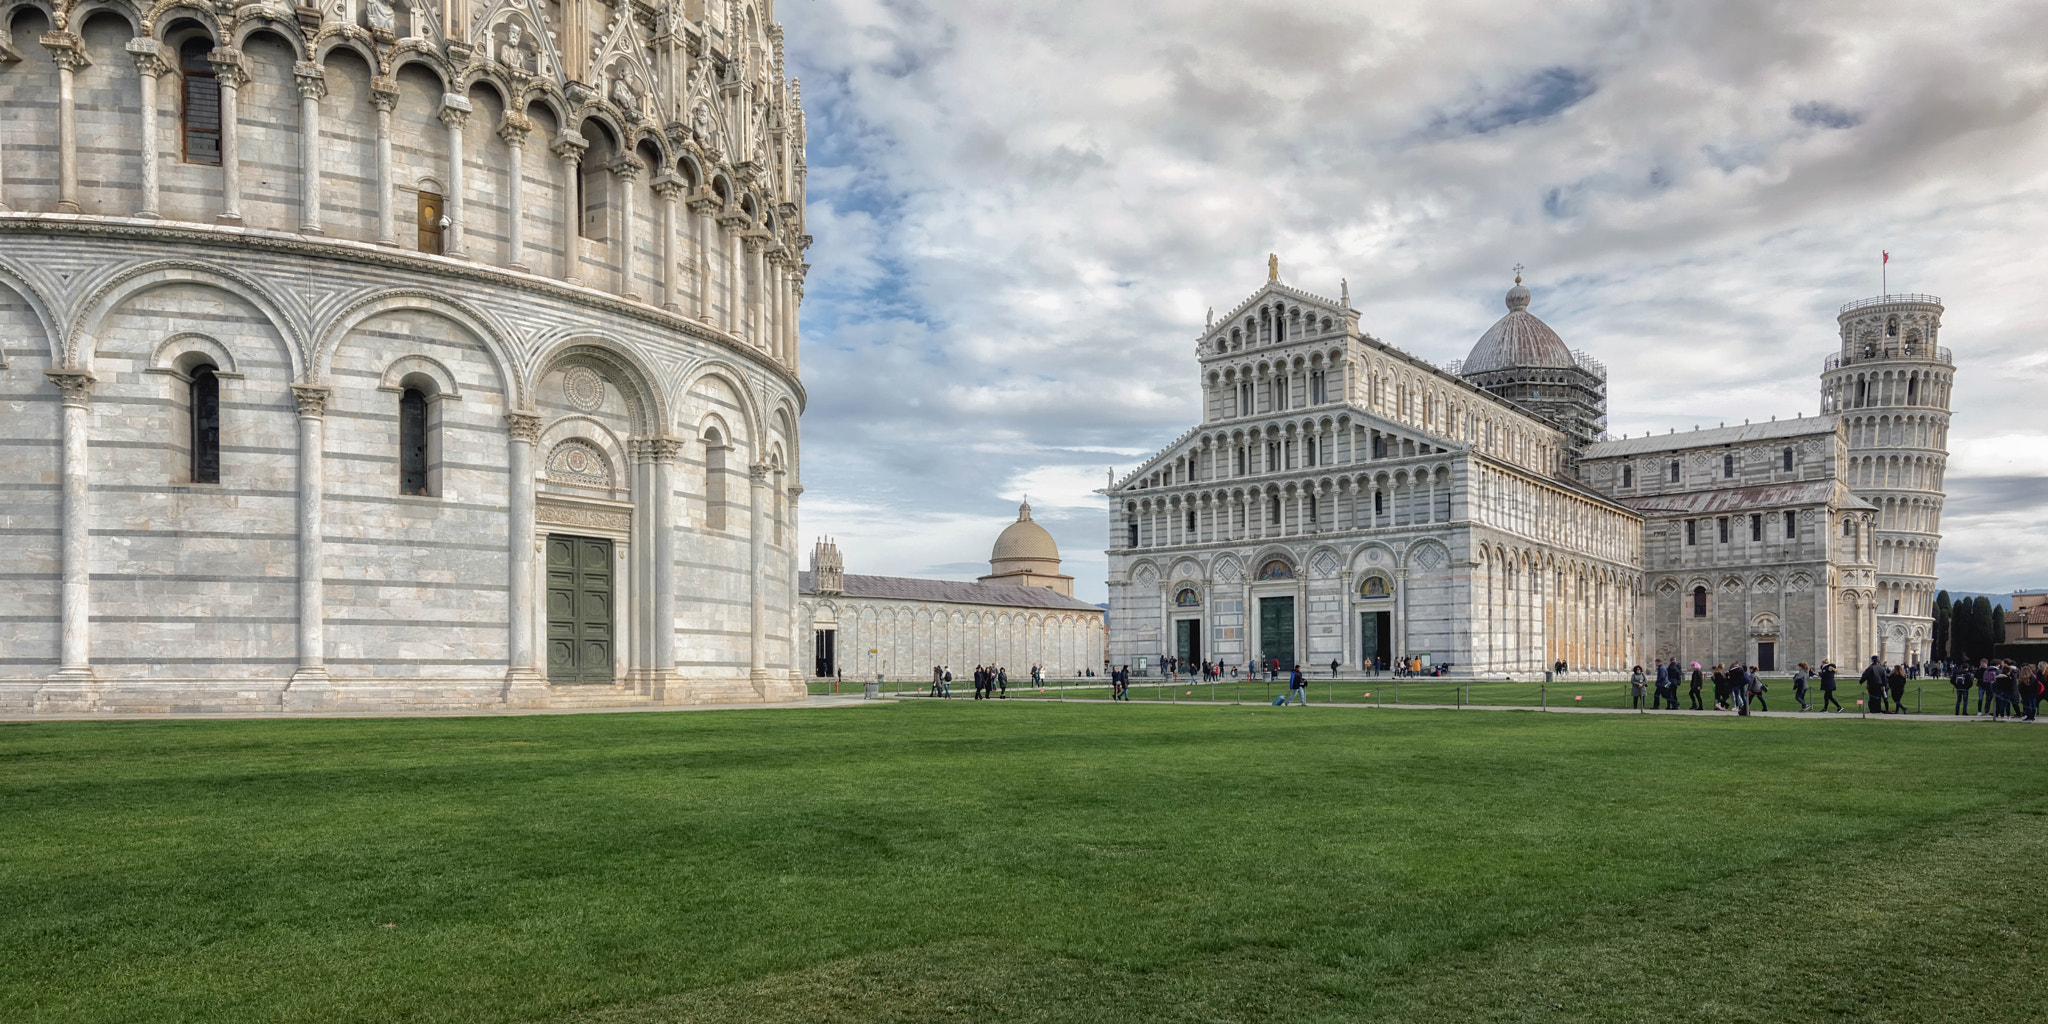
[
  {"x1": 1106, "y1": 262, "x2": 1951, "y2": 678},
  {"x1": 0, "y1": 0, "x2": 810, "y2": 711}
]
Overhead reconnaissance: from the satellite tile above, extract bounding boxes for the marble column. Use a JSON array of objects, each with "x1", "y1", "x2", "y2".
[
  {"x1": 372, "y1": 81, "x2": 399, "y2": 245},
  {"x1": 41, "y1": 32, "x2": 88, "y2": 214},
  {"x1": 46, "y1": 370, "x2": 95, "y2": 681},
  {"x1": 688, "y1": 190, "x2": 717, "y2": 320},
  {"x1": 652, "y1": 174, "x2": 684, "y2": 311},
  {"x1": 1338, "y1": 570, "x2": 1353, "y2": 669},
  {"x1": 294, "y1": 64, "x2": 326, "y2": 234},
  {"x1": 609, "y1": 156, "x2": 644, "y2": 298},
  {"x1": 644, "y1": 438, "x2": 681, "y2": 697},
  {"x1": 497, "y1": 116, "x2": 532, "y2": 270},
  {"x1": 438, "y1": 94, "x2": 472, "y2": 257},
  {"x1": 748, "y1": 462, "x2": 770, "y2": 689},
  {"x1": 504, "y1": 413, "x2": 546, "y2": 702},
  {"x1": 209, "y1": 48, "x2": 247, "y2": 224},
  {"x1": 785, "y1": 483, "x2": 803, "y2": 684},
  {"x1": 552, "y1": 132, "x2": 588, "y2": 282},
  {"x1": 282, "y1": 385, "x2": 333, "y2": 702},
  {"x1": 1393, "y1": 567, "x2": 1409, "y2": 664},
  {"x1": 127, "y1": 39, "x2": 170, "y2": 219}
]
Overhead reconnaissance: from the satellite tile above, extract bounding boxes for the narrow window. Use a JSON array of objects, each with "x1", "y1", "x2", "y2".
[
  {"x1": 1843, "y1": 518, "x2": 1853, "y2": 537},
  {"x1": 1669, "y1": 460, "x2": 1680, "y2": 482},
  {"x1": 1374, "y1": 435, "x2": 1387, "y2": 459},
  {"x1": 1622, "y1": 465, "x2": 1633, "y2": 488},
  {"x1": 1722, "y1": 453, "x2": 1734, "y2": 478},
  {"x1": 1686, "y1": 520, "x2": 1696, "y2": 546},
  {"x1": 704, "y1": 435, "x2": 728, "y2": 530},
  {"x1": 1127, "y1": 521, "x2": 1138, "y2": 547},
  {"x1": 398, "y1": 388, "x2": 430, "y2": 495},
  {"x1": 1375, "y1": 491, "x2": 1384, "y2": 516},
  {"x1": 1308, "y1": 496, "x2": 1318, "y2": 523},
  {"x1": 190, "y1": 365, "x2": 221, "y2": 484},
  {"x1": 1783, "y1": 447, "x2": 1793, "y2": 471},
  {"x1": 1784, "y1": 511, "x2": 1796, "y2": 539},
  {"x1": 1893, "y1": 599, "x2": 1901, "y2": 614},
  {"x1": 1750, "y1": 514, "x2": 1762, "y2": 542},
  {"x1": 1717, "y1": 517, "x2": 1729, "y2": 543},
  {"x1": 1693, "y1": 586, "x2": 1707, "y2": 618},
  {"x1": 1268, "y1": 496, "x2": 1280, "y2": 525},
  {"x1": 1240, "y1": 382, "x2": 1252, "y2": 415},
  {"x1": 1185, "y1": 510, "x2": 1195, "y2": 532},
  {"x1": 180, "y1": 40, "x2": 222, "y2": 165},
  {"x1": 1856, "y1": 380, "x2": 1867, "y2": 406},
  {"x1": 1907, "y1": 377, "x2": 1918, "y2": 404},
  {"x1": 1275, "y1": 376, "x2": 1288, "y2": 411}
]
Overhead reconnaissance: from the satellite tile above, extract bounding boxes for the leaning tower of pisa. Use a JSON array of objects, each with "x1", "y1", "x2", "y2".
[{"x1": 1821, "y1": 294, "x2": 1953, "y2": 665}]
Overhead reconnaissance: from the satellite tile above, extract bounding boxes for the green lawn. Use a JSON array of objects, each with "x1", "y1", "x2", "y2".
[{"x1": 2, "y1": 703, "x2": 2042, "y2": 1023}]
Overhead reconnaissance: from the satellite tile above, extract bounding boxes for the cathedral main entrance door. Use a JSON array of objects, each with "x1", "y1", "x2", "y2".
[
  {"x1": 1259, "y1": 597, "x2": 1295, "y2": 671},
  {"x1": 546, "y1": 534, "x2": 615, "y2": 684},
  {"x1": 1361, "y1": 611, "x2": 1391, "y2": 669},
  {"x1": 1175, "y1": 619, "x2": 1202, "y2": 667}
]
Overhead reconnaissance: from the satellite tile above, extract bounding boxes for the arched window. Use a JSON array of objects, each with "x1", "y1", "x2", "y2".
[
  {"x1": 190, "y1": 364, "x2": 221, "y2": 484},
  {"x1": 703, "y1": 429, "x2": 728, "y2": 530},
  {"x1": 1669, "y1": 459, "x2": 1680, "y2": 482},
  {"x1": 1783, "y1": 447, "x2": 1794, "y2": 471},
  {"x1": 398, "y1": 387, "x2": 431, "y2": 495},
  {"x1": 1622, "y1": 465, "x2": 1634, "y2": 488},
  {"x1": 1693, "y1": 586, "x2": 1708, "y2": 618},
  {"x1": 1722, "y1": 453, "x2": 1734, "y2": 478},
  {"x1": 179, "y1": 39, "x2": 222, "y2": 165},
  {"x1": 1185, "y1": 509, "x2": 1195, "y2": 532},
  {"x1": 1274, "y1": 375, "x2": 1289, "y2": 411},
  {"x1": 1239, "y1": 381, "x2": 1253, "y2": 415},
  {"x1": 1886, "y1": 316, "x2": 1899, "y2": 338},
  {"x1": 1310, "y1": 371, "x2": 1325, "y2": 404}
]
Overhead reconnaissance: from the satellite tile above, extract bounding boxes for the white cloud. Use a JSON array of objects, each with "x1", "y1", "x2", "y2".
[{"x1": 783, "y1": 0, "x2": 2048, "y2": 603}]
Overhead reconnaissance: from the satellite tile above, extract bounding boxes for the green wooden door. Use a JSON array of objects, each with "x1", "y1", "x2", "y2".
[
  {"x1": 1259, "y1": 596, "x2": 1295, "y2": 671},
  {"x1": 546, "y1": 534, "x2": 614, "y2": 684}
]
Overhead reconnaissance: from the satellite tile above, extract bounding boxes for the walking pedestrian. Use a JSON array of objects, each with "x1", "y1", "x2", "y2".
[
  {"x1": 1977, "y1": 660, "x2": 1996, "y2": 715},
  {"x1": 1330, "y1": 658, "x2": 1340, "y2": 678},
  {"x1": 1287, "y1": 664, "x2": 1308, "y2": 705},
  {"x1": 1689, "y1": 663, "x2": 1705, "y2": 710},
  {"x1": 1748, "y1": 667, "x2": 1768, "y2": 712},
  {"x1": 1819, "y1": 661, "x2": 1842, "y2": 712},
  {"x1": 1792, "y1": 662, "x2": 1812, "y2": 712},
  {"x1": 1887, "y1": 664, "x2": 1908, "y2": 714},
  {"x1": 1860, "y1": 656, "x2": 1886, "y2": 713},
  {"x1": 997, "y1": 666, "x2": 1008, "y2": 699}
]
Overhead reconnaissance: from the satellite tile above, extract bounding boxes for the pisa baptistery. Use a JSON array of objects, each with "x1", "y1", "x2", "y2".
[
  {"x1": 1821, "y1": 294, "x2": 1953, "y2": 666},
  {"x1": 0, "y1": 0, "x2": 810, "y2": 711}
]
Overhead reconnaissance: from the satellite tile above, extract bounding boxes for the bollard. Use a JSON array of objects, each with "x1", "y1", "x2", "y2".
[{"x1": 1541, "y1": 684, "x2": 1547, "y2": 709}]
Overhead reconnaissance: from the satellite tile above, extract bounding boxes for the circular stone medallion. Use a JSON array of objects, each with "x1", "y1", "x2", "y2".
[{"x1": 563, "y1": 366, "x2": 606, "y2": 412}]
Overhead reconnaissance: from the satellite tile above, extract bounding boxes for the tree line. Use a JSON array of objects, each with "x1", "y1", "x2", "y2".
[{"x1": 1933, "y1": 591, "x2": 2004, "y2": 664}]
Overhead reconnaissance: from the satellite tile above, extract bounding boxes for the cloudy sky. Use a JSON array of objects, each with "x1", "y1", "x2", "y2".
[{"x1": 778, "y1": 0, "x2": 2048, "y2": 604}]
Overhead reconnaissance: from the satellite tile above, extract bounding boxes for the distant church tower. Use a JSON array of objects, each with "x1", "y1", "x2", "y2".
[
  {"x1": 1457, "y1": 272, "x2": 1608, "y2": 468},
  {"x1": 811, "y1": 538, "x2": 845, "y2": 596},
  {"x1": 1822, "y1": 294, "x2": 1953, "y2": 664}
]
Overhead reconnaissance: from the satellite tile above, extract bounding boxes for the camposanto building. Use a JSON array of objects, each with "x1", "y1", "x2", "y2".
[
  {"x1": 797, "y1": 504, "x2": 1106, "y2": 681},
  {"x1": 1104, "y1": 262, "x2": 1950, "y2": 677},
  {"x1": 0, "y1": 0, "x2": 810, "y2": 711}
]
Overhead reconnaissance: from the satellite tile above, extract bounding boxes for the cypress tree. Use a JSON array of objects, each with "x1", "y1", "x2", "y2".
[
  {"x1": 1973, "y1": 596, "x2": 1997, "y2": 661},
  {"x1": 1932, "y1": 591, "x2": 1951, "y2": 662}
]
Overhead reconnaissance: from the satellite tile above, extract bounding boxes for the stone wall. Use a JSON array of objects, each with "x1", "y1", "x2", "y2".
[{"x1": 0, "y1": 222, "x2": 804, "y2": 713}]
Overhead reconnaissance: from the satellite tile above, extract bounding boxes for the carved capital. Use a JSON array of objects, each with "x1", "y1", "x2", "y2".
[
  {"x1": 685, "y1": 188, "x2": 722, "y2": 213},
  {"x1": 505, "y1": 413, "x2": 543, "y2": 444},
  {"x1": 651, "y1": 173, "x2": 685, "y2": 199},
  {"x1": 126, "y1": 37, "x2": 171, "y2": 77},
  {"x1": 207, "y1": 47, "x2": 249, "y2": 89},
  {"x1": 495, "y1": 114, "x2": 533, "y2": 146},
  {"x1": 40, "y1": 32, "x2": 90, "y2": 71},
  {"x1": 551, "y1": 131, "x2": 589, "y2": 163},
  {"x1": 290, "y1": 384, "x2": 333, "y2": 418},
  {"x1": 45, "y1": 370, "x2": 96, "y2": 405},
  {"x1": 292, "y1": 63, "x2": 327, "y2": 101},
  {"x1": 369, "y1": 80, "x2": 401, "y2": 112},
  {"x1": 786, "y1": 483, "x2": 803, "y2": 502},
  {"x1": 437, "y1": 93, "x2": 473, "y2": 129},
  {"x1": 630, "y1": 437, "x2": 683, "y2": 463},
  {"x1": 608, "y1": 155, "x2": 646, "y2": 181},
  {"x1": 749, "y1": 462, "x2": 771, "y2": 483},
  {"x1": 715, "y1": 208, "x2": 750, "y2": 228}
]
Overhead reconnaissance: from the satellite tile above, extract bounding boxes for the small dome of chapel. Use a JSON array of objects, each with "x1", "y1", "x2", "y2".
[
  {"x1": 991, "y1": 501, "x2": 1060, "y2": 563},
  {"x1": 1462, "y1": 273, "x2": 1574, "y2": 375}
]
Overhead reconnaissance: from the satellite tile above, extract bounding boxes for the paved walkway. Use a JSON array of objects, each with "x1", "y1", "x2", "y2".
[
  {"x1": 895, "y1": 691, "x2": 2042, "y2": 724},
  {"x1": 0, "y1": 694, "x2": 887, "y2": 724}
]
